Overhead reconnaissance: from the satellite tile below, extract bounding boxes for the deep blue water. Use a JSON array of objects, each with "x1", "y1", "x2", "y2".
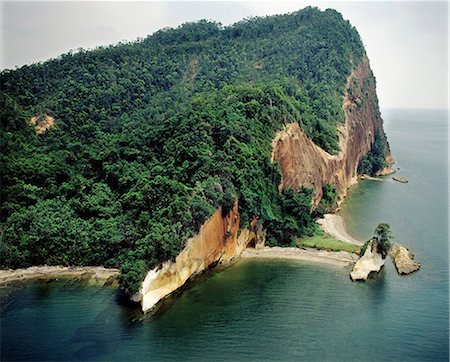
[{"x1": 1, "y1": 109, "x2": 448, "y2": 361}]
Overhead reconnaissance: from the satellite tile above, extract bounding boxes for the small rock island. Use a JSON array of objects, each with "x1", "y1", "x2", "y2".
[
  {"x1": 350, "y1": 239, "x2": 385, "y2": 281},
  {"x1": 350, "y1": 223, "x2": 420, "y2": 281},
  {"x1": 393, "y1": 176, "x2": 408, "y2": 183},
  {"x1": 390, "y1": 244, "x2": 421, "y2": 275}
]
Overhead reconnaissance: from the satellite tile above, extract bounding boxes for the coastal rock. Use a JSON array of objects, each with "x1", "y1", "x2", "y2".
[
  {"x1": 131, "y1": 292, "x2": 143, "y2": 303},
  {"x1": 393, "y1": 176, "x2": 408, "y2": 183},
  {"x1": 389, "y1": 244, "x2": 420, "y2": 275},
  {"x1": 350, "y1": 240, "x2": 385, "y2": 281},
  {"x1": 140, "y1": 202, "x2": 258, "y2": 312},
  {"x1": 376, "y1": 167, "x2": 395, "y2": 176},
  {"x1": 0, "y1": 266, "x2": 118, "y2": 285},
  {"x1": 376, "y1": 155, "x2": 396, "y2": 176}
]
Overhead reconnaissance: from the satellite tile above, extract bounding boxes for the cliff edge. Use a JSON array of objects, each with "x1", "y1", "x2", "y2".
[
  {"x1": 272, "y1": 55, "x2": 392, "y2": 204},
  {"x1": 139, "y1": 202, "x2": 260, "y2": 311}
]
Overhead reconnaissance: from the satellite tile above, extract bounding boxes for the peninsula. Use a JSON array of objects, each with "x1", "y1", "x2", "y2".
[{"x1": 0, "y1": 7, "x2": 392, "y2": 312}]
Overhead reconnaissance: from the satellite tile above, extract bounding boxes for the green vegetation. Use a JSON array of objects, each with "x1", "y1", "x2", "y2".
[
  {"x1": 359, "y1": 239, "x2": 372, "y2": 256},
  {"x1": 374, "y1": 223, "x2": 393, "y2": 257},
  {"x1": 358, "y1": 130, "x2": 387, "y2": 175},
  {"x1": 0, "y1": 7, "x2": 366, "y2": 294},
  {"x1": 315, "y1": 183, "x2": 338, "y2": 215},
  {"x1": 297, "y1": 232, "x2": 361, "y2": 254},
  {"x1": 359, "y1": 223, "x2": 393, "y2": 257}
]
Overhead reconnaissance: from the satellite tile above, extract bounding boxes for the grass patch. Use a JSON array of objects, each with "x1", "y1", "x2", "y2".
[{"x1": 297, "y1": 233, "x2": 361, "y2": 254}]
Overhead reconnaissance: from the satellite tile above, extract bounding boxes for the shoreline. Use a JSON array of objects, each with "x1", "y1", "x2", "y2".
[
  {"x1": 360, "y1": 175, "x2": 384, "y2": 181},
  {"x1": 316, "y1": 214, "x2": 363, "y2": 245},
  {"x1": 241, "y1": 246, "x2": 359, "y2": 266},
  {"x1": 0, "y1": 266, "x2": 119, "y2": 285},
  {"x1": 0, "y1": 213, "x2": 361, "y2": 285}
]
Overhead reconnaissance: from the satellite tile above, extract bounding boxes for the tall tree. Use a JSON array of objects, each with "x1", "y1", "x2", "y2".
[{"x1": 374, "y1": 223, "x2": 393, "y2": 257}]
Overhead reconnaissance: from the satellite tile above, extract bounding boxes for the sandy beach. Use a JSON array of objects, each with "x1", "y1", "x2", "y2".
[
  {"x1": 241, "y1": 246, "x2": 359, "y2": 266},
  {"x1": 316, "y1": 214, "x2": 363, "y2": 245},
  {"x1": 0, "y1": 266, "x2": 119, "y2": 285}
]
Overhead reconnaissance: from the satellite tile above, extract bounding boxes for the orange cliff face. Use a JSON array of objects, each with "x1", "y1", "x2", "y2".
[
  {"x1": 138, "y1": 55, "x2": 392, "y2": 312},
  {"x1": 140, "y1": 202, "x2": 260, "y2": 312},
  {"x1": 271, "y1": 55, "x2": 393, "y2": 204}
]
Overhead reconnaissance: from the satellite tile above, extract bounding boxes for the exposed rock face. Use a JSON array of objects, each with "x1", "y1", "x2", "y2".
[
  {"x1": 377, "y1": 155, "x2": 396, "y2": 176},
  {"x1": 393, "y1": 176, "x2": 408, "y2": 183},
  {"x1": 140, "y1": 202, "x2": 259, "y2": 312},
  {"x1": 350, "y1": 239, "x2": 385, "y2": 281},
  {"x1": 390, "y1": 244, "x2": 420, "y2": 275},
  {"x1": 272, "y1": 56, "x2": 392, "y2": 204},
  {"x1": 29, "y1": 114, "x2": 55, "y2": 134}
]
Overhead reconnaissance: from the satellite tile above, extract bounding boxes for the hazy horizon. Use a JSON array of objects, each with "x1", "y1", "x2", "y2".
[{"x1": 1, "y1": 1, "x2": 448, "y2": 110}]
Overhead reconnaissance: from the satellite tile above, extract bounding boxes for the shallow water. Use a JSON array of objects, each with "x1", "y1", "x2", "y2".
[{"x1": 1, "y1": 109, "x2": 448, "y2": 361}]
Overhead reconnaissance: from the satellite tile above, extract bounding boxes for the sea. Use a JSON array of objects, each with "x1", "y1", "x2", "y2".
[{"x1": 1, "y1": 108, "x2": 448, "y2": 361}]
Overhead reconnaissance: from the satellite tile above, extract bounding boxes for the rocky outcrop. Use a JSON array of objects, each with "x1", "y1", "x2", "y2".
[
  {"x1": 393, "y1": 176, "x2": 408, "y2": 183},
  {"x1": 350, "y1": 239, "x2": 385, "y2": 281},
  {"x1": 139, "y1": 202, "x2": 259, "y2": 312},
  {"x1": 29, "y1": 114, "x2": 55, "y2": 134},
  {"x1": 390, "y1": 244, "x2": 420, "y2": 275},
  {"x1": 376, "y1": 155, "x2": 396, "y2": 176},
  {"x1": 0, "y1": 266, "x2": 118, "y2": 285},
  {"x1": 272, "y1": 55, "x2": 393, "y2": 204}
]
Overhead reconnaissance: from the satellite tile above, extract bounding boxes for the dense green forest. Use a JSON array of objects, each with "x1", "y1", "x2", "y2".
[{"x1": 1, "y1": 7, "x2": 368, "y2": 293}]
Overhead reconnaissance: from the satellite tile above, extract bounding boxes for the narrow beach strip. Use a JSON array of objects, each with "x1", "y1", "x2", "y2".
[
  {"x1": 360, "y1": 174, "x2": 385, "y2": 181},
  {"x1": 316, "y1": 214, "x2": 363, "y2": 245},
  {"x1": 241, "y1": 247, "x2": 358, "y2": 266},
  {"x1": 0, "y1": 266, "x2": 119, "y2": 285}
]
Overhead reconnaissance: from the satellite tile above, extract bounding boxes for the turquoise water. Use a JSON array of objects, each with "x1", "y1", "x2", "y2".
[{"x1": 1, "y1": 109, "x2": 448, "y2": 361}]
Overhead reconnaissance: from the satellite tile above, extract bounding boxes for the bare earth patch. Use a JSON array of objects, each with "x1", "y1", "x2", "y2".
[{"x1": 29, "y1": 114, "x2": 55, "y2": 134}]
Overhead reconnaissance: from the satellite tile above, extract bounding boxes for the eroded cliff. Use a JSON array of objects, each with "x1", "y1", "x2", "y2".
[
  {"x1": 272, "y1": 55, "x2": 392, "y2": 204},
  {"x1": 140, "y1": 202, "x2": 261, "y2": 311}
]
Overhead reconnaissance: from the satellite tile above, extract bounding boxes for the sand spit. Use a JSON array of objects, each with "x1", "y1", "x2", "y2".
[
  {"x1": 317, "y1": 214, "x2": 362, "y2": 245},
  {"x1": 0, "y1": 266, "x2": 119, "y2": 285},
  {"x1": 360, "y1": 175, "x2": 384, "y2": 181},
  {"x1": 241, "y1": 247, "x2": 358, "y2": 267}
]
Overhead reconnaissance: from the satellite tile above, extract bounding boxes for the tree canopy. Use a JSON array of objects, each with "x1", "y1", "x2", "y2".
[
  {"x1": 358, "y1": 130, "x2": 387, "y2": 176},
  {"x1": 374, "y1": 223, "x2": 393, "y2": 257}
]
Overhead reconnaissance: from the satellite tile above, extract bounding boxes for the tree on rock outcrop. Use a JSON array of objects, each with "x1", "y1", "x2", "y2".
[{"x1": 374, "y1": 223, "x2": 393, "y2": 257}]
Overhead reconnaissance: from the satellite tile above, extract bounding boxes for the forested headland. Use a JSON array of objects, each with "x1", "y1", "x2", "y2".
[{"x1": 1, "y1": 7, "x2": 384, "y2": 293}]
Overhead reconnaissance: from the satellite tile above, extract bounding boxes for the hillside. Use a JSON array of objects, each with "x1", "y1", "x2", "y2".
[{"x1": 0, "y1": 7, "x2": 390, "y2": 295}]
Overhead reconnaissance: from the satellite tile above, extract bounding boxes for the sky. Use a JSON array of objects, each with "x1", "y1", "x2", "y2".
[{"x1": 1, "y1": 1, "x2": 448, "y2": 110}]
